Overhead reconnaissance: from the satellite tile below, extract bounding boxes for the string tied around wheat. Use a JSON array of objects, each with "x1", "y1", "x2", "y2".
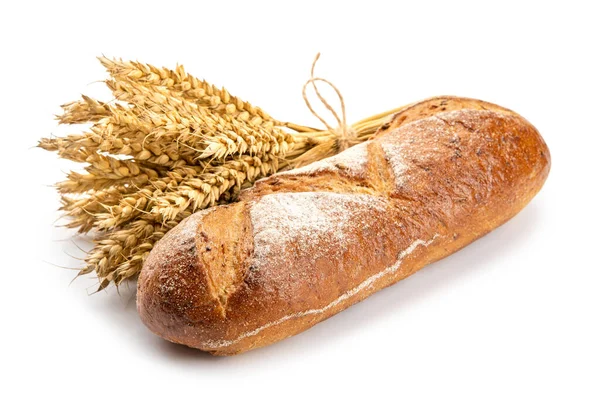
[
  {"x1": 288, "y1": 53, "x2": 404, "y2": 167},
  {"x1": 302, "y1": 53, "x2": 359, "y2": 153}
]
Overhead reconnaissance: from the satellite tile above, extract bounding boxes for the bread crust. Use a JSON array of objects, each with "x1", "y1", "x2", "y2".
[{"x1": 137, "y1": 96, "x2": 551, "y2": 355}]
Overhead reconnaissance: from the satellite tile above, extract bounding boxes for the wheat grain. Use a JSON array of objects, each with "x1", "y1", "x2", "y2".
[
  {"x1": 58, "y1": 95, "x2": 112, "y2": 124},
  {"x1": 106, "y1": 77, "x2": 292, "y2": 160},
  {"x1": 98, "y1": 57, "x2": 274, "y2": 122}
]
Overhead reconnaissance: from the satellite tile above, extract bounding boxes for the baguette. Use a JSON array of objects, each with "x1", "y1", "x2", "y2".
[{"x1": 137, "y1": 96, "x2": 551, "y2": 355}]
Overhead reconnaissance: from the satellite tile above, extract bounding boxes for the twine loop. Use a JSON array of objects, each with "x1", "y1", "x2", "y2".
[{"x1": 302, "y1": 53, "x2": 356, "y2": 152}]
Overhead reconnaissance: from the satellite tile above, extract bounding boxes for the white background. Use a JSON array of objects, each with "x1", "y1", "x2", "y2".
[{"x1": 1, "y1": 1, "x2": 598, "y2": 399}]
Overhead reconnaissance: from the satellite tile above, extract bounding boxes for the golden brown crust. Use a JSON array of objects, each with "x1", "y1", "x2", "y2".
[{"x1": 137, "y1": 96, "x2": 550, "y2": 355}]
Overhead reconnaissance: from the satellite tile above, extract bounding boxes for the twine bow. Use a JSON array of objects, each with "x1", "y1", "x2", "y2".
[
  {"x1": 302, "y1": 53, "x2": 358, "y2": 153},
  {"x1": 287, "y1": 53, "x2": 402, "y2": 167}
]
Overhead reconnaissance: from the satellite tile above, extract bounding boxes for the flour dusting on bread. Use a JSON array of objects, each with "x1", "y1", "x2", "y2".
[
  {"x1": 199, "y1": 234, "x2": 439, "y2": 349},
  {"x1": 280, "y1": 142, "x2": 369, "y2": 176},
  {"x1": 248, "y1": 192, "x2": 387, "y2": 294},
  {"x1": 380, "y1": 140, "x2": 408, "y2": 187}
]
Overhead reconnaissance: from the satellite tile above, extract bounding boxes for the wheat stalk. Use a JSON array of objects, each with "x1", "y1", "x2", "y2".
[{"x1": 39, "y1": 55, "x2": 402, "y2": 291}]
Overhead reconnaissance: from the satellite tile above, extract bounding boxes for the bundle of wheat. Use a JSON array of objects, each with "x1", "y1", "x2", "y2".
[{"x1": 39, "y1": 54, "x2": 402, "y2": 290}]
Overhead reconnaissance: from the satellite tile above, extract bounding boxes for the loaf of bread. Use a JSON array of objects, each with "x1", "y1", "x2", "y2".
[{"x1": 137, "y1": 96, "x2": 551, "y2": 355}]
